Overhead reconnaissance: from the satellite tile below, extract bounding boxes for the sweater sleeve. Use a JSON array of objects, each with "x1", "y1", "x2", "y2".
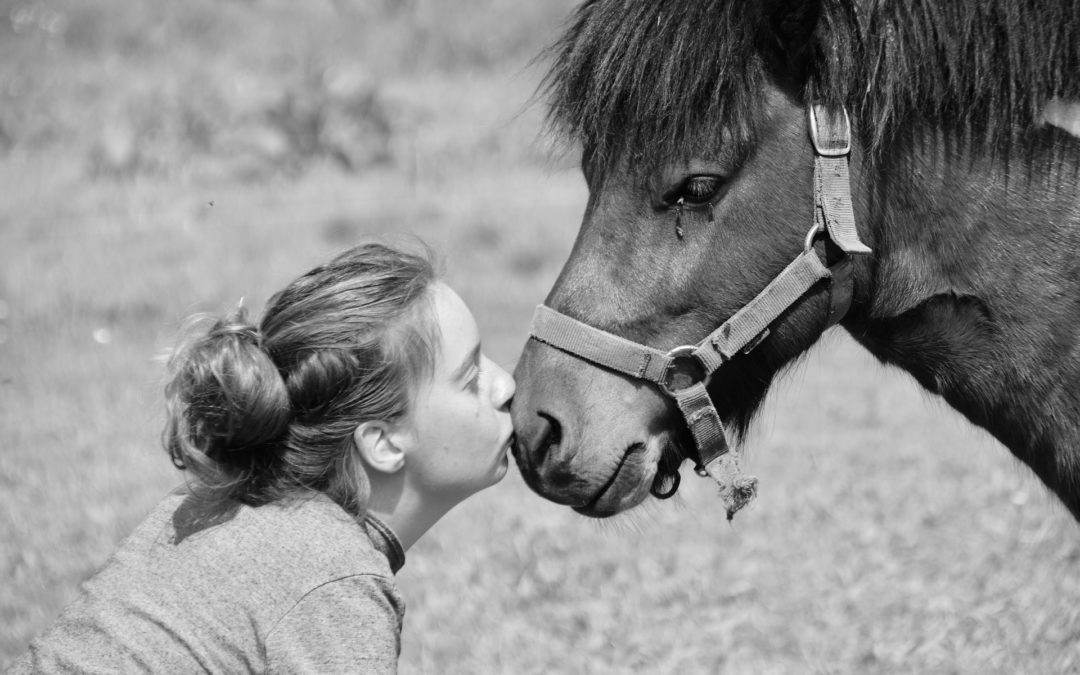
[{"x1": 265, "y1": 574, "x2": 404, "y2": 674}]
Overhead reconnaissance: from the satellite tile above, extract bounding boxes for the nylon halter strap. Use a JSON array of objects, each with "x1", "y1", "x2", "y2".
[{"x1": 528, "y1": 104, "x2": 871, "y2": 520}]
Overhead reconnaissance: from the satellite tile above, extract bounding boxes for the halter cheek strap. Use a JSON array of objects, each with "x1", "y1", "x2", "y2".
[
  {"x1": 528, "y1": 104, "x2": 871, "y2": 521},
  {"x1": 530, "y1": 248, "x2": 833, "y2": 519}
]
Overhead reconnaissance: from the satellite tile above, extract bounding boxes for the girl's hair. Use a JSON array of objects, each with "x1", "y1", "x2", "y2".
[{"x1": 162, "y1": 242, "x2": 438, "y2": 516}]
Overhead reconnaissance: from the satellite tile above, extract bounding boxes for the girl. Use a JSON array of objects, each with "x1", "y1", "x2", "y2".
[{"x1": 9, "y1": 242, "x2": 515, "y2": 673}]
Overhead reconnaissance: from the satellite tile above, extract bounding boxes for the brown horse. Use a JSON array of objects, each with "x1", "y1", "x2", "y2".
[{"x1": 511, "y1": 0, "x2": 1080, "y2": 520}]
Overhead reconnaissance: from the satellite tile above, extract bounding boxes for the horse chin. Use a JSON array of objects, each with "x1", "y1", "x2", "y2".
[{"x1": 571, "y1": 434, "x2": 681, "y2": 518}]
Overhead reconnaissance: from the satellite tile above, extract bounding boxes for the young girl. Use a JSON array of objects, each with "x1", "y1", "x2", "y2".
[{"x1": 9, "y1": 243, "x2": 515, "y2": 673}]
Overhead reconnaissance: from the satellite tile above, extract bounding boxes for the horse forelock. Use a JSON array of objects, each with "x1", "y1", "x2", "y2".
[
  {"x1": 542, "y1": 0, "x2": 1080, "y2": 172},
  {"x1": 540, "y1": 0, "x2": 767, "y2": 174}
]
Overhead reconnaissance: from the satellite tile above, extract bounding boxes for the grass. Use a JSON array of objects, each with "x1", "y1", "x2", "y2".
[{"x1": 2, "y1": 1, "x2": 1079, "y2": 673}]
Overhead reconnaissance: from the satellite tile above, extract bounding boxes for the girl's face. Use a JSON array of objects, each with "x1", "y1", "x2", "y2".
[{"x1": 400, "y1": 282, "x2": 516, "y2": 504}]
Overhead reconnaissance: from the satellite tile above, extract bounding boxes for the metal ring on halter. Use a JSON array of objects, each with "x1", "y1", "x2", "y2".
[
  {"x1": 650, "y1": 470, "x2": 681, "y2": 499},
  {"x1": 659, "y1": 345, "x2": 707, "y2": 397},
  {"x1": 804, "y1": 222, "x2": 825, "y2": 252}
]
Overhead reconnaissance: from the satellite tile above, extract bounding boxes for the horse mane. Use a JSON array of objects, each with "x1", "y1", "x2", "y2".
[{"x1": 542, "y1": 0, "x2": 1080, "y2": 170}]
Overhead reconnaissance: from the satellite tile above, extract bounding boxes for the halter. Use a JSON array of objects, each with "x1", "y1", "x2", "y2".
[{"x1": 528, "y1": 104, "x2": 872, "y2": 520}]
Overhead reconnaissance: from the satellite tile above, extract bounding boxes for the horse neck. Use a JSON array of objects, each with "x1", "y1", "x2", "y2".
[{"x1": 846, "y1": 125, "x2": 1080, "y2": 514}]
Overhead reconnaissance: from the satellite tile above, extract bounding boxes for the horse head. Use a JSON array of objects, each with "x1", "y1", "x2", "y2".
[
  {"x1": 512, "y1": 1, "x2": 861, "y2": 517},
  {"x1": 512, "y1": 0, "x2": 1080, "y2": 518}
]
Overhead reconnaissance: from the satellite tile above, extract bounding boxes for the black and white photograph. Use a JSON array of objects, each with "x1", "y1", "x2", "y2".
[{"x1": 2, "y1": 1, "x2": 1079, "y2": 672}]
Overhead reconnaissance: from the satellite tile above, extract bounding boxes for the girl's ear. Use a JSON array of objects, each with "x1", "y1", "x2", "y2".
[{"x1": 353, "y1": 421, "x2": 406, "y2": 474}]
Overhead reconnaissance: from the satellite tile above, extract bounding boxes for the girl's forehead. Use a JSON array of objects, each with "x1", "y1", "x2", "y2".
[{"x1": 429, "y1": 282, "x2": 480, "y2": 373}]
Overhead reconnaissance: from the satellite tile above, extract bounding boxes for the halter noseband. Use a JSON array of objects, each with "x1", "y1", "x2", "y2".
[{"x1": 527, "y1": 104, "x2": 872, "y2": 521}]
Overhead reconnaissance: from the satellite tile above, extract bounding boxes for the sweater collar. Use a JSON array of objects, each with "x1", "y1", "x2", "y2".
[{"x1": 362, "y1": 513, "x2": 406, "y2": 574}]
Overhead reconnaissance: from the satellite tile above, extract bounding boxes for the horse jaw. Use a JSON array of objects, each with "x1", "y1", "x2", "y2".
[{"x1": 844, "y1": 123, "x2": 1080, "y2": 519}]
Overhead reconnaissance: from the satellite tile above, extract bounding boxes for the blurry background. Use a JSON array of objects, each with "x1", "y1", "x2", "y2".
[{"x1": 1, "y1": 1, "x2": 1077, "y2": 672}]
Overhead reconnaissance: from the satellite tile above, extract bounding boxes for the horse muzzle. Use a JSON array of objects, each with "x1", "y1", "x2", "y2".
[{"x1": 511, "y1": 341, "x2": 673, "y2": 513}]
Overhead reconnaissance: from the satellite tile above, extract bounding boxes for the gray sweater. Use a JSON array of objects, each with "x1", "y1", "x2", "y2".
[{"x1": 8, "y1": 489, "x2": 406, "y2": 674}]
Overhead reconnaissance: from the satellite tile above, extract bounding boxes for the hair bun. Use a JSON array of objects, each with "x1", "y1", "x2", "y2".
[
  {"x1": 164, "y1": 310, "x2": 292, "y2": 484},
  {"x1": 214, "y1": 319, "x2": 261, "y2": 346}
]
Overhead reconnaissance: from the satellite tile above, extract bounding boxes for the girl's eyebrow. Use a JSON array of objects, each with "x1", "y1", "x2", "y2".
[{"x1": 451, "y1": 344, "x2": 481, "y2": 382}]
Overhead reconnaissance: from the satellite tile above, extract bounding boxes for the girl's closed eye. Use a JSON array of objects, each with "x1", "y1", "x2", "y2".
[{"x1": 466, "y1": 365, "x2": 482, "y2": 394}]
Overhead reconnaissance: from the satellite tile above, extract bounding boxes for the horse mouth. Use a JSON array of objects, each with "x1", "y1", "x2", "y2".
[
  {"x1": 572, "y1": 442, "x2": 647, "y2": 518},
  {"x1": 572, "y1": 436, "x2": 685, "y2": 518}
]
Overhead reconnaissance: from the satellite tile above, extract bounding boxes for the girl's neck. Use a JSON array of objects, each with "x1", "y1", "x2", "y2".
[{"x1": 366, "y1": 478, "x2": 457, "y2": 551}]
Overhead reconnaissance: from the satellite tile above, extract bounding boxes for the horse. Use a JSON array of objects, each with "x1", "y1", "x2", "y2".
[{"x1": 510, "y1": 0, "x2": 1080, "y2": 521}]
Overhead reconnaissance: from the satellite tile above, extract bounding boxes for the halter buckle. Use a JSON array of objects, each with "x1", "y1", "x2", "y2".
[
  {"x1": 808, "y1": 105, "x2": 851, "y2": 157},
  {"x1": 659, "y1": 345, "x2": 707, "y2": 397}
]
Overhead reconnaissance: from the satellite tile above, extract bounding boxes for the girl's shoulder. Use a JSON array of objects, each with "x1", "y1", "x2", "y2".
[
  {"x1": 10, "y1": 491, "x2": 403, "y2": 673},
  {"x1": 100, "y1": 488, "x2": 399, "y2": 618},
  {"x1": 154, "y1": 490, "x2": 394, "y2": 582},
  {"x1": 118, "y1": 490, "x2": 403, "y2": 632}
]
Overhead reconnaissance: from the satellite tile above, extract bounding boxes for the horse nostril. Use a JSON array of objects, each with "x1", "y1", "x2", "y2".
[{"x1": 536, "y1": 411, "x2": 563, "y2": 461}]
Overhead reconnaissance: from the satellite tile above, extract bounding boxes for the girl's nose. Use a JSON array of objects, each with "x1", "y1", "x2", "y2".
[{"x1": 488, "y1": 358, "x2": 516, "y2": 407}]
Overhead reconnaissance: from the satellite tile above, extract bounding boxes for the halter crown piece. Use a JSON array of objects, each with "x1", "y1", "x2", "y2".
[{"x1": 528, "y1": 104, "x2": 871, "y2": 521}]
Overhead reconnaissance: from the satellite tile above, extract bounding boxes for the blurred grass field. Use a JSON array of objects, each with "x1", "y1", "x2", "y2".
[{"x1": 2, "y1": 1, "x2": 1078, "y2": 673}]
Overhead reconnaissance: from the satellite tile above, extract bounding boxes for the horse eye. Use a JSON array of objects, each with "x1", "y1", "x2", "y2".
[{"x1": 667, "y1": 175, "x2": 723, "y2": 206}]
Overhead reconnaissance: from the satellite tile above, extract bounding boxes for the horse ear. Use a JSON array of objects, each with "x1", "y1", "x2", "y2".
[{"x1": 756, "y1": 0, "x2": 824, "y2": 89}]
